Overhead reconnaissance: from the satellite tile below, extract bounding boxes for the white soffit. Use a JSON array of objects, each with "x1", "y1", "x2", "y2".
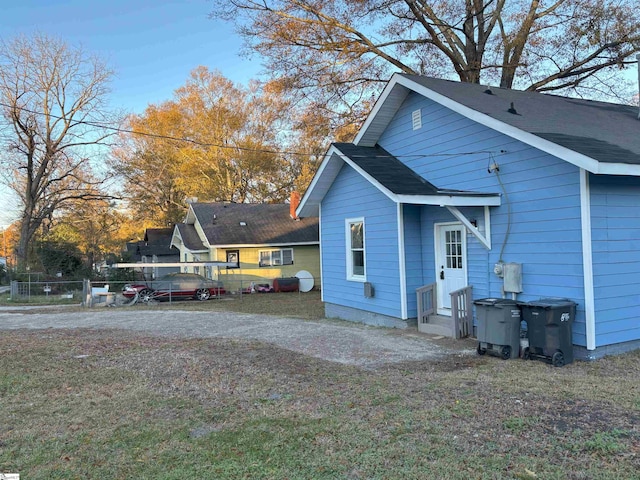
[
  {"x1": 355, "y1": 80, "x2": 411, "y2": 147},
  {"x1": 297, "y1": 145, "x2": 344, "y2": 217}
]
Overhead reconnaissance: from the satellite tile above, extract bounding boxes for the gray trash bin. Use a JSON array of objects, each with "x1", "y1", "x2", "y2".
[
  {"x1": 474, "y1": 298, "x2": 521, "y2": 360},
  {"x1": 520, "y1": 298, "x2": 576, "y2": 367}
]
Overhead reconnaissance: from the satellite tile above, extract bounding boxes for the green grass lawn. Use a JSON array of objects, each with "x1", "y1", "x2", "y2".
[{"x1": 0, "y1": 295, "x2": 639, "y2": 479}]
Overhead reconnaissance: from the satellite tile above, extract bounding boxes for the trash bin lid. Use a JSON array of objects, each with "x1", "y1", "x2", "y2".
[
  {"x1": 474, "y1": 297, "x2": 519, "y2": 307},
  {"x1": 522, "y1": 298, "x2": 577, "y2": 309}
]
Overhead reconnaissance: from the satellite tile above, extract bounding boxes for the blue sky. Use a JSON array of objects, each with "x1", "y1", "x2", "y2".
[
  {"x1": 0, "y1": 0, "x2": 261, "y2": 227},
  {"x1": 0, "y1": 0, "x2": 261, "y2": 112}
]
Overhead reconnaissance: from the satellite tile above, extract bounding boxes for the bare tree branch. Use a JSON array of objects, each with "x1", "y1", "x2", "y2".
[{"x1": 0, "y1": 34, "x2": 119, "y2": 268}]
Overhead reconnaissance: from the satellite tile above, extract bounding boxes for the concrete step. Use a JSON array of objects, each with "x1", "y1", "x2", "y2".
[{"x1": 417, "y1": 314, "x2": 454, "y2": 337}]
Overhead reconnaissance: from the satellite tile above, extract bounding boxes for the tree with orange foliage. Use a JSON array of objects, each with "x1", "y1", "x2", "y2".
[{"x1": 112, "y1": 67, "x2": 326, "y2": 226}]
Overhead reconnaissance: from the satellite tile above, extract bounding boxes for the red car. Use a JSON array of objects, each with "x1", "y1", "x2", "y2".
[{"x1": 122, "y1": 273, "x2": 226, "y2": 302}]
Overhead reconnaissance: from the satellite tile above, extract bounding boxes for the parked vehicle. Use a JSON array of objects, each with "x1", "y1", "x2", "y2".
[{"x1": 122, "y1": 273, "x2": 225, "y2": 302}]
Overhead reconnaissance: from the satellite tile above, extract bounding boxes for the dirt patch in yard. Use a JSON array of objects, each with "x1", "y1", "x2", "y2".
[{"x1": 0, "y1": 304, "x2": 465, "y2": 368}]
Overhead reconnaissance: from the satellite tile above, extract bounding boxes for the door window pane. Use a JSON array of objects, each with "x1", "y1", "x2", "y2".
[{"x1": 445, "y1": 229, "x2": 463, "y2": 269}]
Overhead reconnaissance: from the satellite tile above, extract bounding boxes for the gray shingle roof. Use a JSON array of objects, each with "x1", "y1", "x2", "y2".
[
  {"x1": 144, "y1": 227, "x2": 174, "y2": 245},
  {"x1": 402, "y1": 75, "x2": 640, "y2": 165},
  {"x1": 176, "y1": 223, "x2": 207, "y2": 251},
  {"x1": 334, "y1": 142, "x2": 497, "y2": 197},
  {"x1": 190, "y1": 203, "x2": 319, "y2": 246}
]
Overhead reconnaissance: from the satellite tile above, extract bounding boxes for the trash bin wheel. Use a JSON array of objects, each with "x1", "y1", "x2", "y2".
[
  {"x1": 477, "y1": 343, "x2": 487, "y2": 356},
  {"x1": 523, "y1": 347, "x2": 530, "y2": 360},
  {"x1": 552, "y1": 351, "x2": 565, "y2": 367},
  {"x1": 500, "y1": 346, "x2": 511, "y2": 360}
]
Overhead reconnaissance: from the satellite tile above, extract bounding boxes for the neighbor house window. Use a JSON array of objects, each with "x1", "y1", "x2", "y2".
[
  {"x1": 226, "y1": 250, "x2": 239, "y2": 269},
  {"x1": 259, "y1": 248, "x2": 294, "y2": 267},
  {"x1": 346, "y1": 218, "x2": 365, "y2": 280}
]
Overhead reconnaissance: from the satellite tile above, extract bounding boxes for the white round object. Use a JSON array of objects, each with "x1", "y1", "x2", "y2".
[{"x1": 295, "y1": 270, "x2": 314, "y2": 292}]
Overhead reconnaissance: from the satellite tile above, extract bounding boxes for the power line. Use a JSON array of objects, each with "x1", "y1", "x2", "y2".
[
  {"x1": 0, "y1": 101, "x2": 314, "y2": 157},
  {"x1": 0, "y1": 100, "x2": 501, "y2": 160}
]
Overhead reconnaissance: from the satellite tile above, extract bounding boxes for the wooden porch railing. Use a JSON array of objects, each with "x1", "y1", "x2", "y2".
[
  {"x1": 416, "y1": 283, "x2": 473, "y2": 339},
  {"x1": 451, "y1": 285, "x2": 473, "y2": 339},
  {"x1": 416, "y1": 283, "x2": 436, "y2": 329}
]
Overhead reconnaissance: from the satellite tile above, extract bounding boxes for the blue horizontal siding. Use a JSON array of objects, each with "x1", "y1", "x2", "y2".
[
  {"x1": 379, "y1": 91, "x2": 587, "y2": 346},
  {"x1": 321, "y1": 163, "x2": 402, "y2": 318},
  {"x1": 403, "y1": 204, "x2": 423, "y2": 317},
  {"x1": 590, "y1": 175, "x2": 640, "y2": 347}
]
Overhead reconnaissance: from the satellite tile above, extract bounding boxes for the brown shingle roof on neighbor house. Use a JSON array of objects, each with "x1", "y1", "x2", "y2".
[{"x1": 191, "y1": 202, "x2": 319, "y2": 246}]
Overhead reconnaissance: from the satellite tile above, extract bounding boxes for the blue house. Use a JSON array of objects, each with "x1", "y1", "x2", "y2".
[{"x1": 297, "y1": 74, "x2": 640, "y2": 360}]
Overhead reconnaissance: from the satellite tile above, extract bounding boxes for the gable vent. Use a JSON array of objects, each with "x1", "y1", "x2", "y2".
[{"x1": 412, "y1": 109, "x2": 422, "y2": 130}]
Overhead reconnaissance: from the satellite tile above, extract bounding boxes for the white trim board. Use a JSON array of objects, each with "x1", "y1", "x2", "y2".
[
  {"x1": 357, "y1": 74, "x2": 640, "y2": 177},
  {"x1": 580, "y1": 168, "x2": 596, "y2": 351}
]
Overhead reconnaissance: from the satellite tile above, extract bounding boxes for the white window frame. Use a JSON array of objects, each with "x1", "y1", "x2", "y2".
[
  {"x1": 345, "y1": 217, "x2": 366, "y2": 281},
  {"x1": 258, "y1": 248, "x2": 294, "y2": 267}
]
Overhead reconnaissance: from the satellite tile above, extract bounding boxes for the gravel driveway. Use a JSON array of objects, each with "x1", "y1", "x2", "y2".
[{"x1": 0, "y1": 306, "x2": 472, "y2": 368}]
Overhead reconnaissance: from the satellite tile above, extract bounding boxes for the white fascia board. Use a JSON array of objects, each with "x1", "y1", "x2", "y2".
[
  {"x1": 596, "y1": 162, "x2": 640, "y2": 176},
  {"x1": 184, "y1": 204, "x2": 197, "y2": 224},
  {"x1": 396, "y1": 194, "x2": 501, "y2": 207},
  {"x1": 170, "y1": 228, "x2": 183, "y2": 249},
  {"x1": 111, "y1": 262, "x2": 236, "y2": 268},
  {"x1": 299, "y1": 138, "x2": 503, "y2": 215},
  {"x1": 193, "y1": 220, "x2": 212, "y2": 249},
  {"x1": 334, "y1": 149, "x2": 398, "y2": 203},
  {"x1": 209, "y1": 242, "x2": 319, "y2": 249},
  {"x1": 327, "y1": 146, "x2": 503, "y2": 208},
  {"x1": 184, "y1": 248, "x2": 209, "y2": 254},
  {"x1": 354, "y1": 76, "x2": 410, "y2": 146},
  {"x1": 371, "y1": 75, "x2": 640, "y2": 177},
  {"x1": 297, "y1": 144, "x2": 343, "y2": 218}
]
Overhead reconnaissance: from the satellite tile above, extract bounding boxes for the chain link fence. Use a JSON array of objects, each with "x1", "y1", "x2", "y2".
[
  {"x1": 9, "y1": 280, "x2": 84, "y2": 304},
  {"x1": 6, "y1": 270, "x2": 317, "y2": 308}
]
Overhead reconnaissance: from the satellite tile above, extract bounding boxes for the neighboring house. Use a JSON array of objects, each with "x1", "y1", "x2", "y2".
[
  {"x1": 170, "y1": 196, "x2": 320, "y2": 292},
  {"x1": 297, "y1": 73, "x2": 640, "y2": 360},
  {"x1": 126, "y1": 227, "x2": 180, "y2": 278}
]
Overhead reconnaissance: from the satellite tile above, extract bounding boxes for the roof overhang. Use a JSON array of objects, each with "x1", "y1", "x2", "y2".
[
  {"x1": 209, "y1": 242, "x2": 319, "y2": 249},
  {"x1": 355, "y1": 74, "x2": 640, "y2": 176},
  {"x1": 297, "y1": 144, "x2": 501, "y2": 218},
  {"x1": 170, "y1": 226, "x2": 208, "y2": 253}
]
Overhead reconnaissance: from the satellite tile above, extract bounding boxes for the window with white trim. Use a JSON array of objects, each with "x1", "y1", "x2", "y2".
[
  {"x1": 346, "y1": 218, "x2": 365, "y2": 280},
  {"x1": 259, "y1": 248, "x2": 294, "y2": 267}
]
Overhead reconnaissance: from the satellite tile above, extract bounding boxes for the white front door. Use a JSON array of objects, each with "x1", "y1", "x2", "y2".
[{"x1": 435, "y1": 223, "x2": 467, "y2": 315}]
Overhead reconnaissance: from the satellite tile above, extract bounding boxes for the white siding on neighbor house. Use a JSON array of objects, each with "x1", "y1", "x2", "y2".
[
  {"x1": 321, "y1": 163, "x2": 402, "y2": 319},
  {"x1": 378, "y1": 92, "x2": 587, "y2": 346},
  {"x1": 590, "y1": 174, "x2": 640, "y2": 347}
]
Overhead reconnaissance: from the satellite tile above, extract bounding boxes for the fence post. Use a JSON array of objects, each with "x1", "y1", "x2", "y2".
[
  {"x1": 10, "y1": 280, "x2": 17, "y2": 301},
  {"x1": 83, "y1": 279, "x2": 91, "y2": 308}
]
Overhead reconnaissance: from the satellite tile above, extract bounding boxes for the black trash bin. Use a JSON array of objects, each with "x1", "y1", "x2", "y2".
[
  {"x1": 520, "y1": 298, "x2": 576, "y2": 367},
  {"x1": 474, "y1": 298, "x2": 521, "y2": 360}
]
